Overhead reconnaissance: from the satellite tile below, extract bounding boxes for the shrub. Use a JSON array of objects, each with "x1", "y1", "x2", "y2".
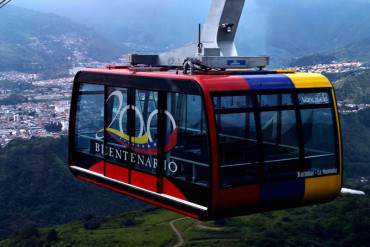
[
  {"x1": 18, "y1": 224, "x2": 40, "y2": 239},
  {"x1": 84, "y1": 218, "x2": 101, "y2": 230},
  {"x1": 46, "y1": 229, "x2": 58, "y2": 242}
]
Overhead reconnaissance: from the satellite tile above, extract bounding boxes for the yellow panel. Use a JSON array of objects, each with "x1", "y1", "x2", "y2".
[
  {"x1": 331, "y1": 90, "x2": 343, "y2": 175},
  {"x1": 275, "y1": 69, "x2": 296, "y2": 74},
  {"x1": 304, "y1": 175, "x2": 342, "y2": 202},
  {"x1": 285, "y1": 73, "x2": 332, "y2": 89}
]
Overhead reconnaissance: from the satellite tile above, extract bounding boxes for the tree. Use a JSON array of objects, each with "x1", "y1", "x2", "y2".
[{"x1": 46, "y1": 229, "x2": 58, "y2": 242}]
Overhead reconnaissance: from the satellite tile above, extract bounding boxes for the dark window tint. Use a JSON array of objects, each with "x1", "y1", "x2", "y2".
[
  {"x1": 213, "y1": 95, "x2": 253, "y2": 110},
  {"x1": 165, "y1": 93, "x2": 210, "y2": 186},
  {"x1": 79, "y1": 83, "x2": 103, "y2": 92},
  {"x1": 105, "y1": 88, "x2": 129, "y2": 164},
  {"x1": 299, "y1": 92, "x2": 330, "y2": 105},
  {"x1": 213, "y1": 95, "x2": 259, "y2": 187},
  {"x1": 215, "y1": 109, "x2": 259, "y2": 187},
  {"x1": 214, "y1": 91, "x2": 338, "y2": 185},
  {"x1": 301, "y1": 108, "x2": 337, "y2": 174},
  {"x1": 261, "y1": 110, "x2": 300, "y2": 179},
  {"x1": 258, "y1": 94, "x2": 294, "y2": 107},
  {"x1": 75, "y1": 84, "x2": 104, "y2": 158},
  {"x1": 218, "y1": 112, "x2": 258, "y2": 164},
  {"x1": 132, "y1": 90, "x2": 159, "y2": 174}
]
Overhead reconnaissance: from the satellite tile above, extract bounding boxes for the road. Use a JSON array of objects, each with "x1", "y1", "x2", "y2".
[{"x1": 169, "y1": 217, "x2": 188, "y2": 247}]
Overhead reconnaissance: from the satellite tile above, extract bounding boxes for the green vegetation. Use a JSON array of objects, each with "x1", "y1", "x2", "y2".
[
  {"x1": 341, "y1": 109, "x2": 370, "y2": 179},
  {"x1": 334, "y1": 69, "x2": 370, "y2": 104},
  {"x1": 0, "y1": 6, "x2": 126, "y2": 74},
  {"x1": 334, "y1": 38, "x2": 370, "y2": 62},
  {"x1": 0, "y1": 137, "x2": 147, "y2": 239},
  {"x1": 1, "y1": 194, "x2": 369, "y2": 247}
]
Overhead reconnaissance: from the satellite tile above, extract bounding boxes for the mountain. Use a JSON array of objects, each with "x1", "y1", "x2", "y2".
[
  {"x1": 289, "y1": 37, "x2": 370, "y2": 67},
  {"x1": 332, "y1": 70, "x2": 370, "y2": 178},
  {"x1": 11, "y1": 0, "x2": 370, "y2": 66},
  {"x1": 0, "y1": 6, "x2": 126, "y2": 74},
  {"x1": 0, "y1": 137, "x2": 146, "y2": 240},
  {"x1": 334, "y1": 38, "x2": 370, "y2": 62},
  {"x1": 341, "y1": 108, "x2": 370, "y2": 178},
  {"x1": 334, "y1": 69, "x2": 370, "y2": 104}
]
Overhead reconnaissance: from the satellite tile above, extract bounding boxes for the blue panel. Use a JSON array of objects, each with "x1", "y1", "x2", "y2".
[
  {"x1": 261, "y1": 180, "x2": 305, "y2": 204},
  {"x1": 243, "y1": 74, "x2": 295, "y2": 90},
  {"x1": 227, "y1": 60, "x2": 246, "y2": 66}
]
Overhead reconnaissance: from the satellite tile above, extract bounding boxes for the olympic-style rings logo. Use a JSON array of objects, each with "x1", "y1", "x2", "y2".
[{"x1": 96, "y1": 90, "x2": 178, "y2": 155}]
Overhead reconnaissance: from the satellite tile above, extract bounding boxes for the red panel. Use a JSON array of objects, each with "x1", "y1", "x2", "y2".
[
  {"x1": 197, "y1": 75, "x2": 250, "y2": 92},
  {"x1": 131, "y1": 170, "x2": 157, "y2": 192},
  {"x1": 105, "y1": 162, "x2": 129, "y2": 183},
  {"x1": 216, "y1": 184, "x2": 260, "y2": 212},
  {"x1": 89, "y1": 161, "x2": 104, "y2": 174},
  {"x1": 195, "y1": 75, "x2": 252, "y2": 213},
  {"x1": 80, "y1": 68, "x2": 250, "y2": 93},
  {"x1": 77, "y1": 175, "x2": 200, "y2": 219},
  {"x1": 163, "y1": 178, "x2": 188, "y2": 201},
  {"x1": 195, "y1": 80, "x2": 221, "y2": 212}
]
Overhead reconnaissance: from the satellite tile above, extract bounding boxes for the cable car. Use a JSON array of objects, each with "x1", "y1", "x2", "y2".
[
  {"x1": 68, "y1": 0, "x2": 342, "y2": 220},
  {"x1": 68, "y1": 67, "x2": 342, "y2": 220}
]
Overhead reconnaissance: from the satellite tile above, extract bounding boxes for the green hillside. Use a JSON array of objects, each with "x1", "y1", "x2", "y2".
[
  {"x1": 333, "y1": 38, "x2": 370, "y2": 62},
  {"x1": 0, "y1": 137, "x2": 146, "y2": 239},
  {"x1": 0, "y1": 6, "x2": 126, "y2": 74},
  {"x1": 334, "y1": 69, "x2": 370, "y2": 104},
  {"x1": 1, "y1": 193, "x2": 370, "y2": 247},
  {"x1": 289, "y1": 38, "x2": 370, "y2": 68},
  {"x1": 341, "y1": 109, "x2": 370, "y2": 179}
]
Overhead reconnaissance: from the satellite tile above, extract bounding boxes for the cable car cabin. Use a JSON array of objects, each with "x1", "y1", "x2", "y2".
[{"x1": 68, "y1": 67, "x2": 342, "y2": 220}]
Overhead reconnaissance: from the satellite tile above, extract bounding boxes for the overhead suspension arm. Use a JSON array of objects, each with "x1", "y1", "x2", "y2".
[
  {"x1": 130, "y1": 0, "x2": 269, "y2": 70},
  {"x1": 202, "y1": 0, "x2": 245, "y2": 56},
  {"x1": 0, "y1": 0, "x2": 13, "y2": 9}
]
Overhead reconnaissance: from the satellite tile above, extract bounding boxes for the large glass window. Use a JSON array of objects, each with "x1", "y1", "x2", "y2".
[
  {"x1": 260, "y1": 109, "x2": 300, "y2": 180},
  {"x1": 214, "y1": 95, "x2": 259, "y2": 187},
  {"x1": 213, "y1": 90, "x2": 338, "y2": 187},
  {"x1": 300, "y1": 108, "x2": 337, "y2": 176},
  {"x1": 75, "y1": 83, "x2": 104, "y2": 158},
  {"x1": 165, "y1": 93, "x2": 210, "y2": 186},
  {"x1": 104, "y1": 87, "x2": 129, "y2": 165},
  {"x1": 103, "y1": 88, "x2": 159, "y2": 174},
  {"x1": 133, "y1": 90, "x2": 159, "y2": 174},
  {"x1": 257, "y1": 93, "x2": 294, "y2": 107},
  {"x1": 213, "y1": 95, "x2": 253, "y2": 110}
]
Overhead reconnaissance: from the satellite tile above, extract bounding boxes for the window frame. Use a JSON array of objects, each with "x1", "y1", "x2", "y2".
[
  {"x1": 70, "y1": 74, "x2": 212, "y2": 191},
  {"x1": 165, "y1": 92, "x2": 211, "y2": 187},
  {"x1": 212, "y1": 88, "x2": 339, "y2": 187},
  {"x1": 73, "y1": 82, "x2": 106, "y2": 164}
]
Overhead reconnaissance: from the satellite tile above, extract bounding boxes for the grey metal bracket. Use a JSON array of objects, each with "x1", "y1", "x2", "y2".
[{"x1": 129, "y1": 0, "x2": 269, "y2": 70}]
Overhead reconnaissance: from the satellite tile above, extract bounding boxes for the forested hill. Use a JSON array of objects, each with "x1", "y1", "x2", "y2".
[
  {"x1": 0, "y1": 6, "x2": 126, "y2": 74},
  {"x1": 0, "y1": 137, "x2": 146, "y2": 240},
  {"x1": 1, "y1": 193, "x2": 369, "y2": 246},
  {"x1": 334, "y1": 69, "x2": 370, "y2": 104},
  {"x1": 0, "y1": 108, "x2": 369, "y2": 243}
]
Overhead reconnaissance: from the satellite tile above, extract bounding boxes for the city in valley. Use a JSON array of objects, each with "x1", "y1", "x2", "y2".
[
  {"x1": 0, "y1": 61, "x2": 369, "y2": 148},
  {"x1": 0, "y1": 72, "x2": 72, "y2": 148}
]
